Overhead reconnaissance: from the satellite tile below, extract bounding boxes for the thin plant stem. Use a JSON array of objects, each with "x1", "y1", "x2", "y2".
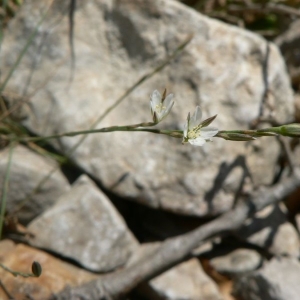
[
  {"x1": 0, "y1": 0, "x2": 8, "y2": 37},
  {"x1": 0, "y1": 280, "x2": 14, "y2": 299},
  {"x1": 0, "y1": 0, "x2": 54, "y2": 93},
  {"x1": 0, "y1": 142, "x2": 15, "y2": 239},
  {"x1": 6, "y1": 124, "x2": 297, "y2": 144},
  {"x1": 217, "y1": 129, "x2": 277, "y2": 136},
  {"x1": 0, "y1": 262, "x2": 35, "y2": 278},
  {"x1": 14, "y1": 125, "x2": 182, "y2": 142}
]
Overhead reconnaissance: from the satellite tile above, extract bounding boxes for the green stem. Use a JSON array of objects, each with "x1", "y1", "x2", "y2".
[
  {"x1": 0, "y1": 142, "x2": 14, "y2": 239},
  {"x1": 14, "y1": 124, "x2": 183, "y2": 142},
  {"x1": 0, "y1": 262, "x2": 35, "y2": 278},
  {"x1": 218, "y1": 129, "x2": 277, "y2": 137},
  {"x1": 0, "y1": 2, "x2": 51, "y2": 93},
  {"x1": 10, "y1": 124, "x2": 285, "y2": 144}
]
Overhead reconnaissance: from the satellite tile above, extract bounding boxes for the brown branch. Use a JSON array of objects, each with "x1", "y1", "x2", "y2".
[
  {"x1": 228, "y1": 3, "x2": 300, "y2": 18},
  {"x1": 259, "y1": 43, "x2": 270, "y2": 118},
  {"x1": 277, "y1": 136, "x2": 297, "y2": 174},
  {"x1": 51, "y1": 168, "x2": 300, "y2": 300},
  {"x1": 0, "y1": 280, "x2": 14, "y2": 299},
  {"x1": 206, "y1": 11, "x2": 245, "y2": 27}
]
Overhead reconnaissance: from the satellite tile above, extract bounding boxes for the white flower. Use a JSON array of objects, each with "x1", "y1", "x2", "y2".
[
  {"x1": 150, "y1": 89, "x2": 174, "y2": 123},
  {"x1": 183, "y1": 106, "x2": 218, "y2": 146}
]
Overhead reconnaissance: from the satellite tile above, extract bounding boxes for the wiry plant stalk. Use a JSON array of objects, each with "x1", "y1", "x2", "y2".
[{"x1": 0, "y1": 142, "x2": 14, "y2": 239}]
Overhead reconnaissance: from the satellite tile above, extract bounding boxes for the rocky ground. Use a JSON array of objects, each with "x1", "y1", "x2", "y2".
[{"x1": 0, "y1": 0, "x2": 300, "y2": 299}]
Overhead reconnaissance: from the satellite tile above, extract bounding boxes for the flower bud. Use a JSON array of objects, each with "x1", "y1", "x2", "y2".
[
  {"x1": 258, "y1": 124, "x2": 300, "y2": 137},
  {"x1": 278, "y1": 124, "x2": 300, "y2": 137},
  {"x1": 218, "y1": 132, "x2": 256, "y2": 141},
  {"x1": 32, "y1": 261, "x2": 42, "y2": 277},
  {"x1": 150, "y1": 90, "x2": 174, "y2": 123}
]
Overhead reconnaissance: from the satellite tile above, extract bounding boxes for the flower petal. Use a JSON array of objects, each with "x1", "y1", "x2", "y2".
[
  {"x1": 164, "y1": 94, "x2": 174, "y2": 106},
  {"x1": 150, "y1": 90, "x2": 162, "y2": 107},
  {"x1": 200, "y1": 127, "x2": 218, "y2": 139},
  {"x1": 190, "y1": 106, "x2": 202, "y2": 128},
  {"x1": 149, "y1": 101, "x2": 154, "y2": 115},
  {"x1": 156, "y1": 112, "x2": 164, "y2": 121},
  {"x1": 189, "y1": 137, "x2": 206, "y2": 146},
  {"x1": 183, "y1": 119, "x2": 188, "y2": 138},
  {"x1": 163, "y1": 99, "x2": 174, "y2": 117}
]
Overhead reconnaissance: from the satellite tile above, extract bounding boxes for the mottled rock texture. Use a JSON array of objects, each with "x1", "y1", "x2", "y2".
[
  {"x1": 28, "y1": 175, "x2": 138, "y2": 272},
  {"x1": 1, "y1": 0, "x2": 294, "y2": 217},
  {"x1": 0, "y1": 145, "x2": 70, "y2": 224}
]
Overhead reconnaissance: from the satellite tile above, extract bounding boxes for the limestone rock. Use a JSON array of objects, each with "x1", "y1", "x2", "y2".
[
  {"x1": 294, "y1": 213, "x2": 300, "y2": 233},
  {"x1": 0, "y1": 240, "x2": 97, "y2": 300},
  {"x1": 295, "y1": 93, "x2": 300, "y2": 122},
  {"x1": 127, "y1": 243, "x2": 223, "y2": 300},
  {"x1": 0, "y1": 145, "x2": 70, "y2": 224},
  {"x1": 149, "y1": 258, "x2": 224, "y2": 300},
  {"x1": 28, "y1": 175, "x2": 138, "y2": 272},
  {"x1": 210, "y1": 248, "x2": 262, "y2": 275},
  {"x1": 233, "y1": 257, "x2": 300, "y2": 300},
  {"x1": 235, "y1": 204, "x2": 300, "y2": 257},
  {"x1": 1, "y1": 0, "x2": 294, "y2": 217}
]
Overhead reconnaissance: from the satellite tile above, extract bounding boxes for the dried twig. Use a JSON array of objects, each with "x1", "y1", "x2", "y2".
[
  {"x1": 228, "y1": 3, "x2": 300, "y2": 18},
  {"x1": 277, "y1": 136, "x2": 297, "y2": 174},
  {"x1": 0, "y1": 280, "x2": 14, "y2": 299},
  {"x1": 259, "y1": 43, "x2": 270, "y2": 118},
  {"x1": 51, "y1": 168, "x2": 300, "y2": 300}
]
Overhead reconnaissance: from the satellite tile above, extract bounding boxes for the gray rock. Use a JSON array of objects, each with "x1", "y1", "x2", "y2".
[
  {"x1": 1, "y1": 0, "x2": 294, "y2": 217},
  {"x1": 210, "y1": 249, "x2": 262, "y2": 275},
  {"x1": 235, "y1": 204, "x2": 300, "y2": 257},
  {"x1": 28, "y1": 175, "x2": 138, "y2": 272},
  {"x1": 0, "y1": 145, "x2": 70, "y2": 224},
  {"x1": 127, "y1": 243, "x2": 223, "y2": 300},
  {"x1": 0, "y1": 240, "x2": 97, "y2": 299},
  {"x1": 295, "y1": 93, "x2": 300, "y2": 122},
  {"x1": 233, "y1": 257, "x2": 300, "y2": 300},
  {"x1": 294, "y1": 213, "x2": 300, "y2": 233},
  {"x1": 149, "y1": 258, "x2": 223, "y2": 300}
]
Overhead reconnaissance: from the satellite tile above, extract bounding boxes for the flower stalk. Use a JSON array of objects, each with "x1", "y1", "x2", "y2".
[
  {"x1": 1, "y1": 89, "x2": 299, "y2": 146},
  {"x1": 216, "y1": 132, "x2": 256, "y2": 141},
  {"x1": 258, "y1": 124, "x2": 300, "y2": 138}
]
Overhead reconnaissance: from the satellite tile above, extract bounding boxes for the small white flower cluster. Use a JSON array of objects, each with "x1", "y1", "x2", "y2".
[{"x1": 150, "y1": 90, "x2": 218, "y2": 146}]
